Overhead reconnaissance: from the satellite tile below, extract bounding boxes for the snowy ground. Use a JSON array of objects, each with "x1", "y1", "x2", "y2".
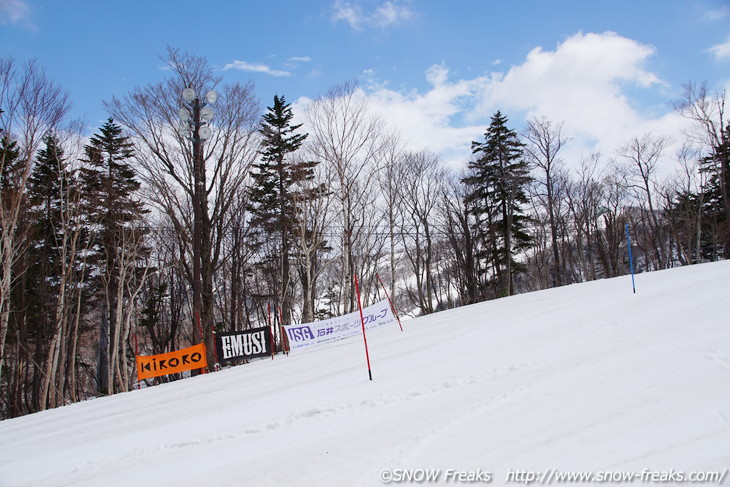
[{"x1": 1, "y1": 261, "x2": 729, "y2": 487}]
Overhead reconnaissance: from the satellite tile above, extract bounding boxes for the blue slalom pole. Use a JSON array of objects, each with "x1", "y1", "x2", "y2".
[{"x1": 625, "y1": 223, "x2": 636, "y2": 294}]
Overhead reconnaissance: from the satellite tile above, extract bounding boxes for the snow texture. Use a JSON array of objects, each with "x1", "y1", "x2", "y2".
[{"x1": 1, "y1": 261, "x2": 729, "y2": 486}]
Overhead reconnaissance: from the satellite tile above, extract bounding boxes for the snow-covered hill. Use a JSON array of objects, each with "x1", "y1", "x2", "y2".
[{"x1": 2, "y1": 262, "x2": 729, "y2": 487}]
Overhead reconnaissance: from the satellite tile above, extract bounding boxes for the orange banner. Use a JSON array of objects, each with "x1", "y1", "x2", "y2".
[{"x1": 136, "y1": 343, "x2": 208, "y2": 380}]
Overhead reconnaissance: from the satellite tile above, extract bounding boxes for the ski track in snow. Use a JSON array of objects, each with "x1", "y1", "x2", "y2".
[
  {"x1": 706, "y1": 349, "x2": 730, "y2": 371},
  {"x1": 31, "y1": 358, "x2": 556, "y2": 486},
  {"x1": 67, "y1": 368, "x2": 523, "y2": 479},
  {"x1": 717, "y1": 410, "x2": 730, "y2": 430}
]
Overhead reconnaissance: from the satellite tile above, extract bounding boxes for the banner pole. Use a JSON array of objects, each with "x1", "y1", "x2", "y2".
[
  {"x1": 134, "y1": 331, "x2": 140, "y2": 390},
  {"x1": 269, "y1": 325, "x2": 275, "y2": 360},
  {"x1": 376, "y1": 272, "x2": 403, "y2": 332},
  {"x1": 212, "y1": 329, "x2": 220, "y2": 371},
  {"x1": 354, "y1": 274, "x2": 373, "y2": 381},
  {"x1": 281, "y1": 325, "x2": 289, "y2": 355},
  {"x1": 194, "y1": 310, "x2": 207, "y2": 374},
  {"x1": 625, "y1": 223, "x2": 636, "y2": 294}
]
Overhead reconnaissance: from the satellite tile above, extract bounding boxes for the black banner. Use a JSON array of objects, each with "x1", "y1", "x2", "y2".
[{"x1": 216, "y1": 326, "x2": 273, "y2": 362}]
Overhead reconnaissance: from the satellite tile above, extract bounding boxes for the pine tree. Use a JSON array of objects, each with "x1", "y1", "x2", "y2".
[
  {"x1": 1, "y1": 135, "x2": 21, "y2": 198},
  {"x1": 26, "y1": 133, "x2": 72, "y2": 308},
  {"x1": 248, "y1": 95, "x2": 318, "y2": 325},
  {"x1": 24, "y1": 133, "x2": 80, "y2": 411},
  {"x1": 463, "y1": 111, "x2": 533, "y2": 297},
  {"x1": 699, "y1": 123, "x2": 730, "y2": 257},
  {"x1": 81, "y1": 118, "x2": 148, "y2": 394}
]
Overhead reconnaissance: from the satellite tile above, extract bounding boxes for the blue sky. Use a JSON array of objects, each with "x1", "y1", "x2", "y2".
[{"x1": 1, "y1": 0, "x2": 729, "y2": 168}]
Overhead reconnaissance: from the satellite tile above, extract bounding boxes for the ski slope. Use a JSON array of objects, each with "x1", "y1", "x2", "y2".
[{"x1": 1, "y1": 261, "x2": 729, "y2": 486}]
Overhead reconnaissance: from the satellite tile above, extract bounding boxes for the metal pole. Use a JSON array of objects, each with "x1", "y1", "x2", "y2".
[
  {"x1": 625, "y1": 223, "x2": 636, "y2": 294},
  {"x1": 192, "y1": 98, "x2": 206, "y2": 372}
]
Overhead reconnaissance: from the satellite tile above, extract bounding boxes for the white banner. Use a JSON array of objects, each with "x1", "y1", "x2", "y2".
[{"x1": 283, "y1": 299, "x2": 397, "y2": 350}]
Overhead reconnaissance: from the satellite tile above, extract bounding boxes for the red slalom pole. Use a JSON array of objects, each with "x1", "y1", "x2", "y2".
[
  {"x1": 376, "y1": 272, "x2": 403, "y2": 332},
  {"x1": 354, "y1": 274, "x2": 373, "y2": 381},
  {"x1": 281, "y1": 325, "x2": 290, "y2": 356},
  {"x1": 269, "y1": 325, "x2": 275, "y2": 360}
]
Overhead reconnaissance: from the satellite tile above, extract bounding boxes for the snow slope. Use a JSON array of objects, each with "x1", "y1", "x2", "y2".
[{"x1": 1, "y1": 261, "x2": 729, "y2": 486}]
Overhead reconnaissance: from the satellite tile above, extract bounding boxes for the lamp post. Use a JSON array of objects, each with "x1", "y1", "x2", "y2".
[{"x1": 179, "y1": 88, "x2": 217, "y2": 371}]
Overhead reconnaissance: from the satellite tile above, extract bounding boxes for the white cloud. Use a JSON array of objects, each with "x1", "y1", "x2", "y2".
[
  {"x1": 473, "y1": 32, "x2": 671, "y2": 156},
  {"x1": 284, "y1": 56, "x2": 313, "y2": 69},
  {"x1": 709, "y1": 36, "x2": 730, "y2": 61},
  {"x1": 0, "y1": 0, "x2": 31, "y2": 25},
  {"x1": 223, "y1": 60, "x2": 292, "y2": 78},
  {"x1": 361, "y1": 66, "x2": 487, "y2": 169},
  {"x1": 307, "y1": 32, "x2": 693, "y2": 173},
  {"x1": 332, "y1": 0, "x2": 414, "y2": 31},
  {"x1": 331, "y1": 1, "x2": 361, "y2": 29},
  {"x1": 703, "y1": 5, "x2": 730, "y2": 22},
  {"x1": 374, "y1": 1, "x2": 414, "y2": 28}
]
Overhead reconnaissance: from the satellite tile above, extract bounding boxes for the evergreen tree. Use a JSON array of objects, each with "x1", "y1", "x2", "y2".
[
  {"x1": 699, "y1": 123, "x2": 730, "y2": 257},
  {"x1": 81, "y1": 118, "x2": 148, "y2": 394},
  {"x1": 1, "y1": 136, "x2": 21, "y2": 199},
  {"x1": 248, "y1": 95, "x2": 318, "y2": 325},
  {"x1": 463, "y1": 111, "x2": 533, "y2": 297},
  {"x1": 27, "y1": 133, "x2": 73, "y2": 296},
  {"x1": 24, "y1": 134, "x2": 76, "y2": 410}
]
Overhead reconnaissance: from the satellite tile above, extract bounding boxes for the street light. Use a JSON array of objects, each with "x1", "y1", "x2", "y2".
[{"x1": 179, "y1": 88, "x2": 217, "y2": 371}]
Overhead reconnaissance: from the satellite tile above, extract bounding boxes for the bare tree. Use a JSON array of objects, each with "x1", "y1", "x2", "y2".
[
  {"x1": 597, "y1": 163, "x2": 632, "y2": 277},
  {"x1": 105, "y1": 48, "x2": 261, "y2": 369},
  {"x1": 398, "y1": 150, "x2": 447, "y2": 315},
  {"x1": 100, "y1": 220, "x2": 154, "y2": 394},
  {"x1": 138, "y1": 219, "x2": 188, "y2": 359},
  {"x1": 0, "y1": 57, "x2": 71, "y2": 385},
  {"x1": 292, "y1": 151, "x2": 335, "y2": 323},
  {"x1": 304, "y1": 82, "x2": 388, "y2": 313},
  {"x1": 660, "y1": 144, "x2": 709, "y2": 265},
  {"x1": 376, "y1": 133, "x2": 404, "y2": 305},
  {"x1": 674, "y1": 82, "x2": 727, "y2": 151},
  {"x1": 617, "y1": 133, "x2": 672, "y2": 269},
  {"x1": 218, "y1": 187, "x2": 255, "y2": 331},
  {"x1": 673, "y1": 82, "x2": 729, "y2": 252},
  {"x1": 38, "y1": 165, "x2": 88, "y2": 410},
  {"x1": 564, "y1": 154, "x2": 604, "y2": 282},
  {"x1": 523, "y1": 117, "x2": 569, "y2": 286},
  {"x1": 441, "y1": 175, "x2": 481, "y2": 304}
]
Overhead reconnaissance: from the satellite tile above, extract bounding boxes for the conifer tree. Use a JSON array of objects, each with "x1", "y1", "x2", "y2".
[
  {"x1": 248, "y1": 95, "x2": 318, "y2": 325},
  {"x1": 700, "y1": 123, "x2": 730, "y2": 257},
  {"x1": 81, "y1": 118, "x2": 148, "y2": 394},
  {"x1": 27, "y1": 133, "x2": 68, "y2": 354},
  {"x1": 25, "y1": 133, "x2": 80, "y2": 410},
  {"x1": 26, "y1": 133, "x2": 73, "y2": 311},
  {"x1": 0, "y1": 135, "x2": 21, "y2": 198},
  {"x1": 463, "y1": 111, "x2": 533, "y2": 297}
]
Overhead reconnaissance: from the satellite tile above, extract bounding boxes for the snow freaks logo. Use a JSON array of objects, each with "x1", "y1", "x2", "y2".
[
  {"x1": 216, "y1": 327, "x2": 273, "y2": 362},
  {"x1": 380, "y1": 469, "x2": 492, "y2": 483}
]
